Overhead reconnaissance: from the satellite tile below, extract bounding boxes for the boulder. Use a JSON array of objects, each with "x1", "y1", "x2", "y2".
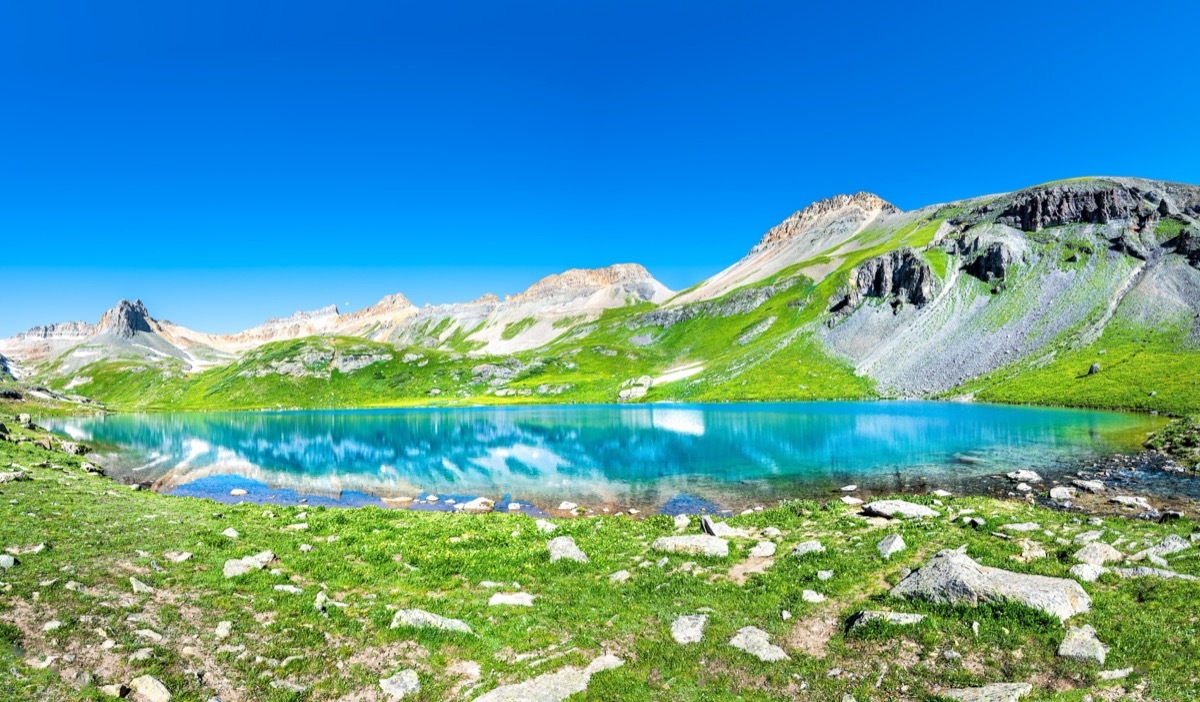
[
  {"x1": 472, "y1": 655, "x2": 622, "y2": 702},
  {"x1": 701, "y1": 515, "x2": 753, "y2": 538},
  {"x1": 891, "y1": 549, "x2": 1090, "y2": 621},
  {"x1": 129, "y1": 675, "x2": 172, "y2": 702},
  {"x1": 222, "y1": 550, "x2": 275, "y2": 578},
  {"x1": 728, "y1": 626, "x2": 789, "y2": 662},
  {"x1": 1072, "y1": 479, "x2": 1106, "y2": 494},
  {"x1": 791, "y1": 540, "x2": 825, "y2": 557},
  {"x1": 457, "y1": 497, "x2": 495, "y2": 514},
  {"x1": 670, "y1": 614, "x2": 707, "y2": 644},
  {"x1": 0, "y1": 554, "x2": 17, "y2": 570},
  {"x1": 1049, "y1": 487, "x2": 1076, "y2": 501},
  {"x1": 389, "y1": 609, "x2": 474, "y2": 635},
  {"x1": 547, "y1": 536, "x2": 588, "y2": 563},
  {"x1": 1006, "y1": 470, "x2": 1041, "y2": 483},
  {"x1": 877, "y1": 534, "x2": 906, "y2": 559},
  {"x1": 941, "y1": 682, "x2": 1032, "y2": 702},
  {"x1": 848, "y1": 610, "x2": 925, "y2": 631},
  {"x1": 749, "y1": 541, "x2": 776, "y2": 558},
  {"x1": 1057, "y1": 625, "x2": 1107, "y2": 665},
  {"x1": 1073, "y1": 542, "x2": 1123, "y2": 566},
  {"x1": 652, "y1": 535, "x2": 728, "y2": 558},
  {"x1": 1068, "y1": 564, "x2": 1106, "y2": 582},
  {"x1": 380, "y1": 669, "x2": 420, "y2": 699},
  {"x1": 862, "y1": 500, "x2": 939, "y2": 519}
]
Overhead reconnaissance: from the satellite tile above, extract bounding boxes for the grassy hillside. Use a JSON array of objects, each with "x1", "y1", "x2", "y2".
[{"x1": 2, "y1": 410, "x2": 1198, "y2": 700}]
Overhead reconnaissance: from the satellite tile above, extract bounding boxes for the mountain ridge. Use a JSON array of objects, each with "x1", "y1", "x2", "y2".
[{"x1": 6, "y1": 176, "x2": 1200, "y2": 414}]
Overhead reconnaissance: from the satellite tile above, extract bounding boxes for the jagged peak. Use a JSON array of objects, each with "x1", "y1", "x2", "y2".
[
  {"x1": 371, "y1": 292, "x2": 414, "y2": 309},
  {"x1": 96, "y1": 299, "x2": 155, "y2": 339},
  {"x1": 750, "y1": 192, "x2": 899, "y2": 254},
  {"x1": 513, "y1": 264, "x2": 656, "y2": 300},
  {"x1": 265, "y1": 304, "x2": 340, "y2": 325}
]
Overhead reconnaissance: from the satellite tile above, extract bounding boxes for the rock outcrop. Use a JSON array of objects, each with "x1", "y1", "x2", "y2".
[
  {"x1": 963, "y1": 241, "x2": 1013, "y2": 283},
  {"x1": 96, "y1": 299, "x2": 155, "y2": 338},
  {"x1": 831, "y1": 249, "x2": 934, "y2": 315},
  {"x1": 1166, "y1": 227, "x2": 1200, "y2": 268},
  {"x1": 998, "y1": 184, "x2": 1143, "y2": 232}
]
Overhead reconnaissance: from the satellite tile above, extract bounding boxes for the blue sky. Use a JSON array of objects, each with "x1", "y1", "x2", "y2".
[{"x1": 3, "y1": 1, "x2": 1199, "y2": 336}]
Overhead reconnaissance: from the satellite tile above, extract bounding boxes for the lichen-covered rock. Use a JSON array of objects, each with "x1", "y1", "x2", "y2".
[
  {"x1": 389, "y1": 608, "x2": 474, "y2": 635},
  {"x1": 727, "y1": 626, "x2": 789, "y2": 662},
  {"x1": 862, "y1": 500, "x2": 939, "y2": 519},
  {"x1": 1057, "y1": 625, "x2": 1108, "y2": 665},
  {"x1": 891, "y1": 549, "x2": 1090, "y2": 621}
]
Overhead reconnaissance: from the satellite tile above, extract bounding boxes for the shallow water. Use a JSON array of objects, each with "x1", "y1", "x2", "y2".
[{"x1": 44, "y1": 402, "x2": 1163, "y2": 513}]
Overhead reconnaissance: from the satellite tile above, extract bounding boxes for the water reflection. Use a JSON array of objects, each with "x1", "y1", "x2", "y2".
[{"x1": 43, "y1": 402, "x2": 1160, "y2": 510}]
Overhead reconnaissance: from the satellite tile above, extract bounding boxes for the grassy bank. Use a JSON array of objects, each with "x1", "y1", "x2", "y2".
[{"x1": 2, "y1": 410, "x2": 1198, "y2": 701}]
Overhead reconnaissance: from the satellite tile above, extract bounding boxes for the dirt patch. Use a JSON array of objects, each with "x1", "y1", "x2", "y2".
[
  {"x1": 727, "y1": 557, "x2": 773, "y2": 585},
  {"x1": 784, "y1": 608, "x2": 840, "y2": 658}
]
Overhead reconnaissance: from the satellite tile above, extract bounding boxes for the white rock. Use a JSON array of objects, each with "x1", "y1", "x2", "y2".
[
  {"x1": 728, "y1": 626, "x2": 789, "y2": 661},
  {"x1": 215, "y1": 621, "x2": 232, "y2": 640},
  {"x1": 129, "y1": 675, "x2": 172, "y2": 702},
  {"x1": 1068, "y1": 564, "x2": 1107, "y2": 582},
  {"x1": 558, "y1": 502, "x2": 578, "y2": 511},
  {"x1": 230, "y1": 489, "x2": 247, "y2": 497},
  {"x1": 877, "y1": 534, "x2": 906, "y2": 559},
  {"x1": 221, "y1": 528, "x2": 239, "y2": 539},
  {"x1": 749, "y1": 541, "x2": 776, "y2": 558},
  {"x1": 380, "y1": 669, "x2": 420, "y2": 699},
  {"x1": 652, "y1": 535, "x2": 728, "y2": 558},
  {"x1": 670, "y1": 614, "x2": 707, "y2": 644},
  {"x1": 547, "y1": 536, "x2": 588, "y2": 563},
  {"x1": 489, "y1": 592, "x2": 535, "y2": 606},
  {"x1": 862, "y1": 500, "x2": 939, "y2": 519},
  {"x1": 802, "y1": 590, "x2": 826, "y2": 603},
  {"x1": 840, "y1": 485, "x2": 858, "y2": 492},
  {"x1": 792, "y1": 540, "x2": 826, "y2": 557},
  {"x1": 673, "y1": 514, "x2": 690, "y2": 531},
  {"x1": 1058, "y1": 624, "x2": 1108, "y2": 665},
  {"x1": 1006, "y1": 470, "x2": 1041, "y2": 483},
  {"x1": 608, "y1": 570, "x2": 630, "y2": 584},
  {"x1": 389, "y1": 608, "x2": 474, "y2": 635},
  {"x1": 535, "y1": 519, "x2": 557, "y2": 534},
  {"x1": 840, "y1": 495, "x2": 864, "y2": 506}
]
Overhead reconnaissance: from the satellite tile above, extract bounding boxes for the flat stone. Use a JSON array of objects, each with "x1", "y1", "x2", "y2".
[
  {"x1": 1012, "y1": 539, "x2": 1045, "y2": 563},
  {"x1": 0, "y1": 554, "x2": 17, "y2": 570},
  {"x1": 941, "y1": 682, "x2": 1032, "y2": 702},
  {"x1": 1001, "y1": 522, "x2": 1040, "y2": 533},
  {"x1": 817, "y1": 570, "x2": 833, "y2": 581},
  {"x1": 558, "y1": 501, "x2": 578, "y2": 511},
  {"x1": 840, "y1": 495, "x2": 864, "y2": 506},
  {"x1": 1109, "y1": 496, "x2": 1152, "y2": 510},
  {"x1": 1057, "y1": 624, "x2": 1107, "y2": 665},
  {"x1": 1074, "y1": 542, "x2": 1123, "y2": 566},
  {"x1": 670, "y1": 614, "x2": 707, "y2": 644},
  {"x1": 229, "y1": 489, "x2": 247, "y2": 497},
  {"x1": 891, "y1": 549, "x2": 1090, "y2": 621},
  {"x1": 848, "y1": 610, "x2": 925, "y2": 630},
  {"x1": 652, "y1": 535, "x2": 728, "y2": 558},
  {"x1": 877, "y1": 534, "x2": 906, "y2": 559},
  {"x1": 380, "y1": 669, "x2": 420, "y2": 699},
  {"x1": 1015, "y1": 483, "x2": 1032, "y2": 493},
  {"x1": 608, "y1": 570, "x2": 630, "y2": 584},
  {"x1": 932, "y1": 489, "x2": 953, "y2": 498},
  {"x1": 862, "y1": 500, "x2": 939, "y2": 519},
  {"x1": 489, "y1": 592, "x2": 534, "y2": 606},
  {"x1": 1110, "y1": 566, "x2": 1197, "y2": 581},
  {"x1": 1097, "y1": 668, "x2": 1133, "y2": 680},
  {"x1": 390, "y1": 608, "x2": 474, "y2": 635},
  {"x1": 130, "y1": 576, "x2": 154, "y2": 595},
  {"x1": 1006, "y1": 470, "x2": 1041, "y2": 483},
  {"x1": 274, "y1": 584, "x2": 303, "y2": 594},
  {"x1": 802, "y1": 589, "x2": 826, "y2": 603},
  {"x1": 221, "y1": 528, "x2": 239, "y2": 539},
  {"x1": 728, "y1": 626, "x2": 789, "y2": 661},
  {"x1": 129, "y1": 675, "x2": 172, "y2": 702},
  {"x1": 749, "y1": 541, "x2": 776, "y2": 558},
  {"x1": 547, "y1": 536, "x2": 588, "y2": 563},
  {"x1": 472, "y1": 655, "x2": 622, "y2": 702},
  {"x1": 1073, "y1": 530, "x2": 1104, "y2": 544},
  {"x1": 164, "y1": 551, "x2": 192, "y2": 563},
  {"x1": 99, "y1": 684, "x2": 129, "y2": 698},
  {"x1": 1072, "y1": 479, "x2": 1106, "y2": 494},
  {"x1": 1069, "y1": 564, "x2": 1107, "y2": 582},
  {"x1": 1132, "y1": 534, "x2": 1191, "y2": 560},
  {"x1": 673, "y1": 514, "x2": 690, "y2": 531},
  {"x1": 840, "y1": 485, "x2": 858, "y2": 491},
  {"x1": 222, "y1": 550, "x2": 275, "y2": 578},
  {"x1": 534, "y1": 519, "x2": 557, "y2": 534},
  {"x1": 791, "y1": 540, "x2": 825, "y2": 557}
]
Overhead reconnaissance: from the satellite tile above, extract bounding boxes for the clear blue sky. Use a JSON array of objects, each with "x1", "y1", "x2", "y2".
[{"x1": 3, "y1": 1, "x2": 1199, "y2": 335}]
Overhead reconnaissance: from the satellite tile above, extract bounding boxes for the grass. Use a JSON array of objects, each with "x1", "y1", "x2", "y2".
[
  {"x1": 500, "y1": 317, "x2": 537, "y2": 341},
  {"x1": 1, "y1": 406, "x2": 1199, "y2": 700}
]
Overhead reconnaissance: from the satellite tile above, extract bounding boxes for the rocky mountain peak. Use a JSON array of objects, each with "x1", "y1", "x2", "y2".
[
  {"x1": 96, "y1": 299, "x2": 155, "y2": 339},
  {"x1": 372, "y1": 293, "x2": 414, "y2": 310},
  {"x1": 751, "y1": 192, "x2": 899, "y2": 254},
  {"x1": 515, "y1": 264, "x2": 657, "y2": 301}
]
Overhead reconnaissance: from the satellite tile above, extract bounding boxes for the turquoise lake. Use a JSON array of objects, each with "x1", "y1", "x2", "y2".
[{"x1": 44, "y1": 402, "x2": 1162, "y2": 514}]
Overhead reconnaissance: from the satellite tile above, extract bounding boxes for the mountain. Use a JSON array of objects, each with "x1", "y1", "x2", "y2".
[{"x1": 5, "y1": 176, "x2": 1199, "y2": 414}]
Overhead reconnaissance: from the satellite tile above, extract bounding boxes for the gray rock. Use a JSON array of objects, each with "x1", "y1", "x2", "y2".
[
  {"x1": 1109, "y1": 496, "x2": 1152, "y2": 510},
  {"x1": 651, "y1": 535, "x2": 728, "y2": 558},
  {"x1": 1072, "y1": 480, "x2": 1106, "y2": 494},
  {"x1": 1000, "y1": 522, "x2": 1040, "y2": 532},
  {"x1": 0, "y1": 554, "x2": 16, "y2": 570},
  {"x1": 130, "y1": 576, "x2": 154, "y2": 595},
  {"x1": 1132, "y1": 534, "x2": 1190, "y2": 560},
  {"x1": 1097, "y1": 668, "x2": 1133, "y2": 680},
  {"x1": 791, "y1": 540, "x2": 826, "y2": 557},
  {"x1": 862, "y1": 500, "x2": 939, "y2": 519},
  {"x1": 1057, "y1": 624, "x2": 1107, "y2": 665},
  {"x1": 608, "y1": 570, "x2": 630, "y2": 584},
  {"x1": 1073, "y1": 542, "x2": 1123, "y2": 566},
  {"x1": 670, "y1": 614, "x2": 707, "y2": 644},
  {"x1": 1006, "y1": 470, "x2": 1041, "y2": 483},
  {"x1": 728, "y1": 626, "x2": 789, "y2": 661},
  {"x1": 840, "y1": 495, "x2": 864, "y2": 506},
  {"x1": 547, "y1": 536, "x2": 588, "y2": 563},
  {"x1": 1073, "y1": 530, "x2": 1104, "y2": 544},
  {"x1": 1110, "y1": 566, "x2": 1197, "y2": 581},
  {"x1": 877, "y1": 534, "x2": 906, "y2": 559},
  {"x1": 941, "y1": 682, "x2": 1032, "y2": 702},
  {"x1": 749, "y1": 541, "x2": 776, "y2": 558},
  {"x1": 891, "y1": 549, "x2": 1090, "y2": 621},
  {"x1": 1068, "y1": 564, "x2": 1107, "y2": 582},
  {"x1": 380, "y1": 669, "x2": 420, "y2": 699},
  {"x1": 222, "y1": 550, "x2": 275, "y2": 578},
  {"x1": 848, "y1": 610, "x2": 925, "y2": 630},
  {"x1": 389, "y1": 608, "x2": 474, "y2": 635},
  {"x1": 489, "y1": 592, "x2": 534, "y2": 606},
  {"x1": 802, "y1": 589, "x2": 826, "y2": 603},
  {"x1": 472, "y1": 655, "x2": 623, "y2": 702},
  {"x1": 129, "y1": 675, "x2": 172, "y2": 702},
  {"x1": 1049, "y1": 487, "x2": 1076, "y2": 501},
  {"x1": 673, "y1": 514, "x2": 690, "y2": 531},
  {"x1": 817, "y1": 570, "x2": 834, "y2": 581},
  {"x1": 457, "y1": 497, "x2": 495, "y2": 514}
]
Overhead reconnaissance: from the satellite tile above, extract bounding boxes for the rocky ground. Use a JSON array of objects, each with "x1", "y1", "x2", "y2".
[{"x1": 2, "y1": 408, "x2": 1200, "y2": 701}]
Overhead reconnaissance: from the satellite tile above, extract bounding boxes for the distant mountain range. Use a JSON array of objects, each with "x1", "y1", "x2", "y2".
[{"x1": 5, "y1": 176, "x2": 1199, "y2": 414}]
